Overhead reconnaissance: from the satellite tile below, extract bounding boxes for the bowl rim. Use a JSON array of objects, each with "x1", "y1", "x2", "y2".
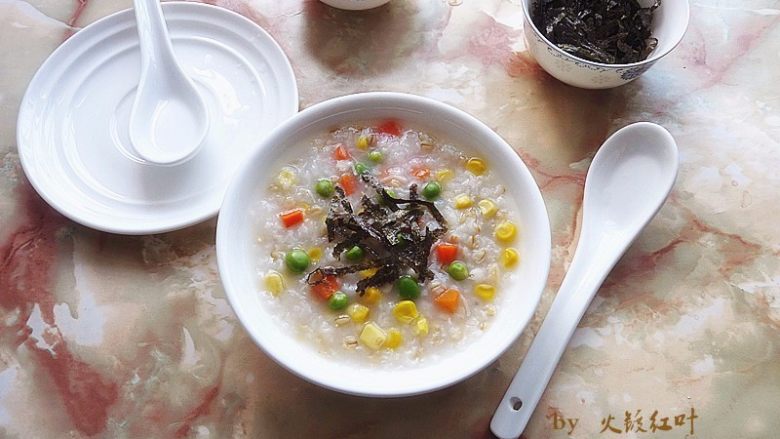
[
  {"x1": 521, "y1": 0, "x2": 691, "y2": 69},
  {"x1": 319, "y1": 0, "x2": 392, "y2": 10},
  {"x1": 216, "y1": 92, "x2": 552, "y2": 397}
]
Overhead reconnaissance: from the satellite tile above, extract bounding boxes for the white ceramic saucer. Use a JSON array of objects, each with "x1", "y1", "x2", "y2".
[{"x1": 17, "y1": 2, "x2": 298, "y2": 234}]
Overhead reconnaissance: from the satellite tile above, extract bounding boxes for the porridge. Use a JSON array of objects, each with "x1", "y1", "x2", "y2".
[{"x1": 253, "y1": 120, "x2": 521, "y2": 366}]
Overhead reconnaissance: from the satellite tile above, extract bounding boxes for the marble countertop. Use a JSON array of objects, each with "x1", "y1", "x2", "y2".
[{"x1": 1, "y1": 0, "x2": 778, "y2": 437}]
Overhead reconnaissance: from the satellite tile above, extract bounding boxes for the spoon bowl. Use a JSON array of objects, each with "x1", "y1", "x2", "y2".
[
  {"x1": 583, "y1": 122, "x2": 679, "y2": 237},
  {"x1": 129, "y1": 0, "x2": 209, "y2": 166},
  {"x1": 490, "y1": 122, "x2": 678, "y2": 439}
]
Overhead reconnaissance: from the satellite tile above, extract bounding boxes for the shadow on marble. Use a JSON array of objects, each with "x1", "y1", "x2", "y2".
[{"x1": 301, "y1": 0, "x2": 443, "y2": 78}]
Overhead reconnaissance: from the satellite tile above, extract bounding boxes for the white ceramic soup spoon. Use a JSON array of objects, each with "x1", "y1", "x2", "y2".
[
  {"x1": 129, "y1": 0, "x2": 209, "y2": 166},
  {"x1": 490, "y1": 122, "x2": 678, "y2": 439}
]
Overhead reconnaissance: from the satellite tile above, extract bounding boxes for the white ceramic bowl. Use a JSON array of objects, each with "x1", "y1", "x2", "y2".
[
  {"x1": 320, "y1": 0, "x2": 391, "y2": 10},
  {"x1": 217, "y1": 92, "x2": 551, "y2": 397},
  {"x1": 522, "y1": 0, "x2": 690, "y2": 89}
]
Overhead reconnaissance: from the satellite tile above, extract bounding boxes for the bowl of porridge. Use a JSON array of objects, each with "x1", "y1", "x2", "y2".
[{"x1": 217, "y1": 92, "x2": 551, "y2": 396}]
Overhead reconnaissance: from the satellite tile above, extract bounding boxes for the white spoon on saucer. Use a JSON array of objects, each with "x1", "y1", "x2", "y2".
[
  {"x1": 129, "y1": 0, "x2": 209, "y2": 166},
  {"x1": 490, "y1": 122, "x2": 679, "y2": 439}
]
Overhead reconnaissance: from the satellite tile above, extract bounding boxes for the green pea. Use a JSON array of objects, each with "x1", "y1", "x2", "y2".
[
  {"x1": 328, "y1": 291, "x2": 349, "y2": 310},
  {"x1": 368, "y1": 150, "x2": 383, "y2": 163},
  {"x1": 354, "y1": 162, "x2": 369, "y2": 175},
  {"x1": 395, "y1": 275, "x2": 421, "y2": 300},
  {"x1": 345, "y1": 245, "x2": 364, "y2": 261},
  {"x1": 285, "y1": 249, "x2": 310, "y2": 273},
  {"x1": 422, "y1": 181, "x2": 442, "y2": 200},
  {"x1": 446, "y1": 261, "x2": 469, "y2": 281},
  {"x1": 315, "y1": 179, "x2": 334, "y2": 198}
]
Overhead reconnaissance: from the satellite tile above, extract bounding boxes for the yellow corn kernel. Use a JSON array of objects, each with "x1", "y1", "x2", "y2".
[
  {"x1": 454, "y1": 194, "x2": 473, "y2": 209},
  {"x1": 478, "y1": 199, "x2": 497, "y2": 218},
  {"x1": 495, "y1": 221, "x2": 517, "y2": 243},
  {"x1": 307, "y1": 247, "x2": 322, "y2": 262},
  {"x1": 384, "y1": 328, "x2": 403, "y2": 349},
  {"x1": 359, "y1": 322, "x2": 387, "y2": 350},
  {"x1": 465, "y1": 157, "x2": 487, "y2": 175},
  {"x1": 413, "y1": 317, "x2": 429, "y2": 336},
  {"x1": 264, "y1": 271, "x2": 285, "y2": 296},
  {"x1": 361, "y1": 287, "x2": 382, "y2": 305},
  {"x1": 347, "y1": 303, "x2": 370, "y2": 323},
  {"x1": 276, "y1": 167, "x2": 297, "y2": 189},
  {"x1": 500, "y1": 248, "x2": 519, "y2": 268},
  {"x1": 392, "y1": 300, "x2": 419, "y2": 324},
  {"x1": 435, "y1": 168, "x2": 454, "y2": 183},
  {"x1": 474, "y1": 284, "x2": 496, "y2": 301},
  {"x1": 359, "y1": 268, "x2": 379, "y2": 278},
  {"x1": 355, "y1": 135, "x2": 371, "y2": 150}
]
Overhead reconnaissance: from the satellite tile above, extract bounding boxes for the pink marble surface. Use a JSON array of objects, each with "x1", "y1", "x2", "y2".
[{"x1": 1, "y1": 0, "x2": 779, "y2": 437}]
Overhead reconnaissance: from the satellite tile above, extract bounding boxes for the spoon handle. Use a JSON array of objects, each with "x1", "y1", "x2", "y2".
[
  {"x1": 133, "y1": 0, "x2": 175, "y2": 68},
  {"x1": 490, "y1": 237, "x2": 624, "y2": 439}
]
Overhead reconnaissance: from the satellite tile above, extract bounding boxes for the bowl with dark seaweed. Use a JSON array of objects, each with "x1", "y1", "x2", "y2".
[
  {"x1": 216, "y1": 92, "x2": 551, "y2": 396},
  {"x1": 522, "y1": 0, "x2": 689, "y2": 88}
]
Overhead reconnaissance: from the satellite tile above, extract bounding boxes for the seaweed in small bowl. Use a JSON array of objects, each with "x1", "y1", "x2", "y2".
[
  {"x1": 520, "y1": 0, "x2": 689, "y2": 89},
  {"x1": 532, "y1": 0, "x2": 660, "y2": 64}
]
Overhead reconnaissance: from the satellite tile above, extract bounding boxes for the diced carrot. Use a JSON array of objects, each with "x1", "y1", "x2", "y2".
[
  {"x1": 435, "y1": 242, "x2": 458, "y2": 265},
  {"x1": 333, "y1": 144, "x2": 350, "y2": 161},
  {"x1": 434, "y1": 289, "x2": 460, "y2": 313},
  {"x1": 377, "y1": 120, "x2": 402, "y2": 136},
  {"x1": 279, "y1": 208, "x2": 304, "y2": 228},
  {"x1": 339, "y1": 174, "x2": 357, "y2": 195},
  {"x1": 411, "y1": 165, "x2": 430, "y2": 180},
  {"x1": 312, "y1": 275, "x2": 340, "y2": 300}
]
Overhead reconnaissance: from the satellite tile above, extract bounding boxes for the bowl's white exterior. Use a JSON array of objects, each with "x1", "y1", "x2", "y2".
[
  {"x1": 216, "y1": 92, "x2": 551, "y2": 397},
  {"x1": 522, "y1": 0, "x2": 690, "y2": 89},
  {"x1": 320, "y1": 0, "x2": 391, "y2": 10}
]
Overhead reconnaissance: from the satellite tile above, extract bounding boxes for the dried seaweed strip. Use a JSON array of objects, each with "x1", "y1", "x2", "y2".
[
  {"x1": 379, "y1": 189, "x2": 400, "y2": 212},
  {"x1": 305, "y1": 268, "x2": 328, "y2": 285},
  {"x1": 307, "y1": 261, "x2": 383, "y2": 285},
  {"x1": 332, "y1": 185, "x2": 353, "y2": 214},
  {"x1": 400, "y1": 227, "x2": 436, "y2": 282},
  {"x1": 333, "y1": 185, "x2": 346, "y2": 202},
  {"x1": 394, "y1": 197, "x2": 446, "y2": 226},
  {"x1": 352, "y1": 217, "x2": 393, "y2": 247},
  {"x1": 396, "y1": 209, "x2": 425, "y2": 234},
  {"x1": 333, "y1": 239, "x2": 359, "y2": 257},
  {"x1": 371, "y1": 184, "x2": 446, "y2": 226},
  {"x1": 325, "y1": 217, "x2": 336, "y2": 242},
  {"x1": 356, "y1": 264, "x2": 400, "y2": 293},
  {"x1": 360, "y1": 173, "x2": 383, "y2": 191},
  {"x1": 360, "y1": 244, "x2": 381, "y2": 260},
  {"x1": 358, "y1": 195, "x2": 382, "y2": 219},
  {"x1": 410, "y1": 238, "x2": 441, "y2": 279}
]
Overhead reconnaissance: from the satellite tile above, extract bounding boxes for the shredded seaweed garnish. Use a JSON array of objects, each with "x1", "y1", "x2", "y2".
[
  {"x1": 307, "y1": 176, "x2": 447, "y2": 294},
  {"x1": 532, "y1": 0, "x2": 660, "y2": 64}
]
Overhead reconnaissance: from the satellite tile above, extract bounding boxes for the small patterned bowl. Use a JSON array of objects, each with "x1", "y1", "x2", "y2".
[{"x1": 522, "y1": 0, "x2": 690, "y2": 89}]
